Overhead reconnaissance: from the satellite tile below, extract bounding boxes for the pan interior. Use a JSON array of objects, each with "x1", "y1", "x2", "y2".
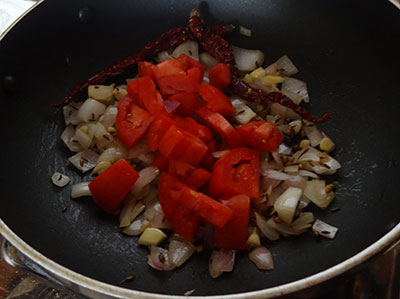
[{"x1": 0, "y1": 0, "x2": 399, "y2": 296}]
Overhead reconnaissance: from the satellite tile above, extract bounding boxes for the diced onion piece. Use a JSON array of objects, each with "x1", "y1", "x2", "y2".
[
  {"x1": 298, "y1": 170, "x2": 320, "y2": 179},
  {"x1": 312, "y1": 219, "x2": 338, "y2": 239},
  {"x1": 278, "y1": 143, "x2": 292, "y2": 155},
  {"x1": 98, "y1": 145, "x2": 126, "y2": 163},
  {"x1": 60, "y1": 125, "x2": 83, "y2": 152},
  {"x1": 73, "y1": 126, "x2": 92, "y2": 149},
  {"x1": 168, "y1": 240, "x2": 196, "y2": 267},
  {"x1": 94, "y1": 122, "x2": 114, "y2": 149},
  {"x1": 172, "y1": 41, "x2": 199, "y2": 61},
  {"x1": 239, "y1": 25, "x2": 252, "y2": 37},
  {"x1": 230, "y1": 98, "x2": 257, "y2": 125},
  {"x1": 304, "y1": 180, "x2": 335, "y2": 209},
  {"x1": 131, "y1": 166, "x2": 160, "y2": 195},
  {"x1": 199, "y1": 52, "x2": 219, "y2": 69},
  {"x1": 284, "y1": 165, "x2": 299, "y2": 173},
  {"x1": 88, "y1": 84, "x2": 114, "y2": 105},
  {"x1": 71, "y1": 182, "x2": 91, "y2": 198},
  {"x1": 262, "y1": 169, "x2": 291, "y2": 181},
  {"x1": 68, "y1": 149, "x2": 99, "y2": 173},
  {"x1": 255, "y1": 212, "x2": 280, "y2": 241},
  {"x1": 292, "y1": 212, "x2": 315, "y2": 230},
  {"x1": 77, "y1": 98, "x2": 106, "y2": 123},
  {"x1": 274, "y1": 187, "x2": 303, "y2": 224},
  {"x1": 298, "y1": 147, "x2": 321, "y2": 163},
  {"x1": 101, "y1": 106, "x2": 118, "y2": 128},
  {"x1": 119, "y1": 200, "x2": 145, "y2": 228},
  {"x1": 288, "y1": 119, "x2": 302, "y2": 134},
  {"x1": 51, "y1": 172, "x2": 71, "y2": 187},
  {"x1": 266, "y1": 217, "x2": 305, "y2": 236},
  {"x1": 323, "y1": 156, "x2": 341, "y2": 171},
  {"x1": 137, "y1": 152, "x2": 155, "y2": 166},
  {"x1": 162, "y1": 100, "x2": 180, "y2": 114},
  {"x1": 298, "y1": 194, "x2": 310, "y2": 209},
  {"x1": 147, "y1": 246, "x2": 176, "y2": 271},
  {"x1": 202, "y1": 71, "x2": 210, "y2": 84},
  {"x1": 208, "y1": 249, "x2": 235, "y2": 279},
  {"x1": 281, "y1": 175, "x2": 305, "y2": 190},
  {"x1": 249, "y1": 247, "x2": 274, "y2": 270},
  {"x1": 270, "y1": 103, "x2": 301, "y2": 120},
  {"x1": 112, "y1": 85, "x2": 128, "y2": 101},
  {"x1": 212, "y1": 150, "x2": 230, "y2": 159},
  {"x1": 265, "y1": 55, "x2": 299, "y2": 76},
  {"x1": 304, "y1": 126, "x2": 323, "y2": 147},
  {"x1": 157, "y1": 51, "x2": 173, "y2": 63},
  {"x1": 127, "y1": 138, "x2": 150, "y2": 159},
  {"x1": 122, "y1": 214, "x2": 150, "y2": 236},
  {"x1": 232, "y1": 46, "x2": 264, "y2": 72},
  {"x1": 63, "y1": 102, "x2": 82, "y2": 126}
]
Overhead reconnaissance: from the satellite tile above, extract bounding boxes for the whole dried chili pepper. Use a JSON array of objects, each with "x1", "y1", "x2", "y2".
[
  {"x1": 189, "y1": 9, "x2": 331, "y2": 124},
  {"x1": 51, "y1": 25, "x2": 233, "y2": 108}
]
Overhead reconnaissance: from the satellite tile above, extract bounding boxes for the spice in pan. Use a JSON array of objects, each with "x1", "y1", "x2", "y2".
[
  {"x1": 330, "y1": 207, "x2": 341, "y2": 213},
  {"x1": 62, "y1": 206, "x2": 68, "y2": 213},
  {"x1": 184, "y1": 289, "x2": 195, "y2": 296},
  {"x1": 119, "y1": 275, "x2": 136, "y2": 285}
]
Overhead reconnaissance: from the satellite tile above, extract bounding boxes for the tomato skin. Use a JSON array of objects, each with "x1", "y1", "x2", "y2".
[
  {"x1": 209, "y1": 148, "x2": 260, "y2": 200},
  {"x1": 126, "y1": 76, "x2": 166, "y2": 115},
  {"x1": 158, "y1": 173, "x2": 201, "y2": 240},
  {"x1": 200, "y1": 140, "x2": 216, "y2": 170},
  {"x1": 138, "y1": 61, "x2": 156, "y2": 80},
  {"x1": 168, "y1": 160, "x2": 211, "y2": 189},
  {"x1": 168, "y1": 92, "x2": 200, "y2": 116},
  {"x1": 153, "y1": 152, "x2": 169, "y2": 171},
  {"x1": 185, "y1": 167, "x2": 211, "y2": 189},
  {"x1": 173, "y1": 116, "x2": 213, "y2": 144},
  {"x1": 116, "y1": 96, "x2": 154, "y2": 148},
  {"x1": 158, "y1": 125, "x2": 185, "y2": 158},
  {"x1": 157, "y1": 67, "x2": 202, "y2": 96},
  {"x1": 176, "y1": 54, "x2": 205, "y2": 77},
  {"x1": 237, "y1": 120, "x2": 283, "y2": 152},
  {"x1": 195, "y1": 105, "x2": 244, "y2": 148},
  {"x1": 89, "y1": 159, "x2": 139, "y2": 213},
  {"x1": 214, "y1": 194, "x2": 250, "y2": 250},
  {"x1": 153, "y1": 59, "x2": 185, "y2": 79},
  {"x1": 199, "y1": 84, "x2": 236, "y2": 116},
  {"x1": 208, "y1": 63, "x2": 231, "y2": 90},
  {"x1": 146, "y1": 114, "x2": 174, "y2": 151}
]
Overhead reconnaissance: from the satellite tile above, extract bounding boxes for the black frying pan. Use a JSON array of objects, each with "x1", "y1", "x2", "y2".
[{"x1": 0, "y1": 0, "x2": 400, "y2": 297}]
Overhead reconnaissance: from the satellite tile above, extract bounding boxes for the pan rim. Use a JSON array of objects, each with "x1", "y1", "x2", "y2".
[{"x1": 1, "y1": 1, "x2": 400, "y2": 298}]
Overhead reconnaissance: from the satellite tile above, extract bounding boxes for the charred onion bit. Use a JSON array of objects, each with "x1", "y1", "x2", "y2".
[
  {"x1": 52, "y1": 25, "x2": 234, "y2": 108},
  {"x1": 189, "y1": 9, "x2": 331, "y2": 124}
]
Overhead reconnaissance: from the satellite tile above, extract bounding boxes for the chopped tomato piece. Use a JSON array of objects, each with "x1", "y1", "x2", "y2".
[
  {"x1": 157, "y1": 67, "x2": 202, "y2": 96},
  {"x1": 195, "y1": 105, "x2": 244, "y2": 148},
  {"x1": 116, "y1": 96, "x2": 154, "y2": 148},
  {"x1": 146, "y1": 114, "x2": 174, "y2": 151},
  {"x1": 214, "y1": 194, "x2": 250, "y2": 250},
  {"x1": 185, "y1": 167, "x2": 211, "y2": 189},
  {"x1": 173, "y1": 116, "x2": 213, "y2": 143},
  {"x1": 200, "y1": 140, "x2": 216, "y2": 170},
  {"x1": 209, "y1": 148, "x2": 260, "y2": 200},
  {"x1": 199, "y1": 84, "x2": 236, "y2": 116},
  {"x1": 237, "y1": 120, "x2": 282, "y2": 152},
  {"x1": 138, "y1": 61, "x2": 156, "y2": 80},
  {"x1": 88, "y1": 159, "x2": 139, "y2": 213},
  {"x1": 153, "y1": 152, "x2": 169, "y2": 171},
  {"x1": 168, "y1": 92, "x2": 200, "y2": 116},
  {"x1": 158, "y1": 125, "x2": 208, "y2": 165},
  {"x1": 208, "y1": 63, "x2": 231, "y2": 90},
  {"x1": 153, "y1": 59, "x2": 185, "y2": 80},
  {"x1": 176, "y1": 54, "x2": 205, "y2": 77},
  {"x1": 126, "y1": 76, "x2": 165, "y2": 115},
  {"x1": 179, "y1": 187, "x2": 233, "y2": 228},
  {"x1": 158, "y1": 173, "x2": 201, "y2": 240},
  {"x1": 168, "y1": 159, "x2": 195, "y2": 181}
]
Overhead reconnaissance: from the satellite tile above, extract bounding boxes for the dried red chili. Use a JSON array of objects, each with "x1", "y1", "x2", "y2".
[
  {"x1": 51, "y1": 25, "x2": 233, "y2": 108},
  {"x1": 189, "y1": 9, "x2": 331, "y2": 124}
]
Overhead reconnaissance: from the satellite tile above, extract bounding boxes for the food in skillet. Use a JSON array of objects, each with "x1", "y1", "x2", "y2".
[{"x1": 55, "y1": 10, "x2": 340, "y2": 278}]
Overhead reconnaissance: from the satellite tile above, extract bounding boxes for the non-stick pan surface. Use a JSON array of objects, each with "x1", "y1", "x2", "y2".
[{"x1": 0, "y1": 0, "x2": 399, "y2": 296}]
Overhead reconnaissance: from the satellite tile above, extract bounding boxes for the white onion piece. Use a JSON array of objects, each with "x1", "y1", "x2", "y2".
[
  {"x1": 292, "y1": 212, "x2": 315, "y2": 230},
  {"x1": 119, "y1": 200, "x2": 145, "y2": 228},
  {"x1": 212, "y1": 150, "x2": 230, "y2": 159},
  {"x1": 143, "y1": 201, "x2": 162, "y2": 221},
  {"x1": 168, "y1": 240, "x2": 196, "y2": 267},
  {"x1": 288, "y1": 119, "x2": 302, "y2": 134},
  {"x1": 101, "y1": 106, "x2": 118, "y2": 128},
  {"x1": 94, "y1": 122, "x2": 114, "y2": 148},
  {"x1": 199, "y1": 52, "x2": 219, "y2": 69},
  {"x1": 72, "y1": 127, "x2": 92, "y2": 149},
  {"x1": 274, "y1": 187, "x2": 302, "y2": 224},
  {"x1": 68, "y1": 149, "x2": 99, "y2": 173},
  {"x1": 255, "y1": 212, "x2": 280, "y2": 241},
  {"x1": 230, "y1": 97, "x2": 257, "y2": 125},
  {"x1": 137, "y1": 152, "x2": 155, "y2": 165},
  {"x1": 202, "y1": 71, "x2": 210, "y2": 84},
  {"x1": 271, "y1": 151, "x2": 284, "y2": 169},
  {"x1": 266, "y1": 217, "x2": 305, "y2": 236},
  {"x1": 157, "y1": 51, "x2": 173, "y2": 63},
  {"x1": 63, "y1": 102, "x2": 82, "y2": 125},
  {"x1": 281, "y1": 175, "x2": 305, "y2": 190},
  {"x1": 122, "y1": 214, "x2": 149, "y2": 236},
  {"x1": 172, "y1": 41, "x2": 199, "y2": 61},
  {"x1": 292, "y1": 147, "x2": 308, "y2": 164},
  {"x1": 232, "y1": 46, "x2": 264, "y2": 72},
  {"x1": 312, "y1": 219, "x2": 338, "y2": 239},
  {"x1": 298, "y1": 194, "x2": 310, "y2": 209},
  {"x1": 60, "y1": 125, "x2": 83, "y2": 152},
  {"x1": 265, "y1": 55, "x2": 298, "y2": 76},
  {"x1": 267, "y1": 186, "x2": 284, "y2": 207},
  {"x1": 142, "y1": 187, "x2": 159, "y2": 208},
  {"x1": 304, "y1": 179, "x2": 327, "y2": 204},
  {"x1": 324, "y1": 156, "x2": 341, "y2": 171},
  {"x1": 270, "y1": 103, "x2": 287, "y2": 118},
  {"x1": 304, "y1": 126, "x2": 323, "y2": 147},
  {"x1": 262, "y1": 169, "x2": 291, "y2": 181},
  {"x1": 239, "y1": 25, "x2": 252, "y2": 37},
  {"x1": 298, "y1": 147, "x2": 321, "y2": 163},
  {"x1": 278, "y1": 143, "x2": 292, "y2": 155},
  {"x1": 88, "y1": 84, "x2": 114, "y2": 104},
  {"x1": 249, "y1": 247, "x2": 274, "y2": 270},
  {"x1": 208, "y1": 249, "x2": 235, "y2": 279},
  {"x1": 148, "y1": 246, "x2": 176, "y2": 271},
  {"x1": 298, "y1": 170, "x2": 319, "y2": 179},
  {"x1": 131, "y1": 167, "x2": 160, "y2": 195},
  {"x1": 71, "y1": 182, "x2": 91, "y2": 198},
  {"x1": 284, "y1": 165, "x2": 299, "y2": 173},
  {"x1": 51, "y1": 172, "x2": 71, "y2": 187},
  {"x1": 150, "y1": 209, "x2": 170, "y2": 230},
  {"x1": 77, "y1": 98, "x2": 106, "y2": 123},
  {"x1": 162, "y1": 100, "x2": 180, "y2": 114},
  {"x1": 113, "y1": 85, "x2": 127, "y2": 101},
  {"x1": 127, "y1": 138, "x2": 150, "y2": 159},
  {"x1": 282, "y1": 78, "x2": 309, "y2": 105}
]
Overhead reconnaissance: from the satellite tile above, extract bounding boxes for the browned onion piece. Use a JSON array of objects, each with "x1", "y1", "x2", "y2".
[
  {"x1": 208, "y1": 249, "x2": 236, "y2": 279},
  {"x1": 147, "y1": 246, "x2": 176, "y2": 271},
  {"x1": 249, "y1": 247, "x2": 274, "y2": 270}
]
